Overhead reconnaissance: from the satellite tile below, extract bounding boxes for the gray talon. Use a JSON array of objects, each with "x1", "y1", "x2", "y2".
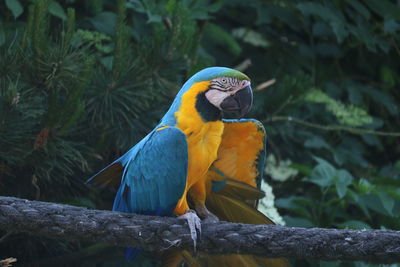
[{"x1": 178, "y1": 209, "x2": 201, "y2": 251}]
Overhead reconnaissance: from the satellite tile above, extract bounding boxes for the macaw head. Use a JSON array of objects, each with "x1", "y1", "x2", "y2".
[
  {"x1": 203, "y1": 70, "x2": 252, "y2": 118},
  {"x1": 188, "y1": 67, "x2": 253, "y2": 121},
  {"x1": 161, "y1": 67, "x2": 253, "y2": 125}
]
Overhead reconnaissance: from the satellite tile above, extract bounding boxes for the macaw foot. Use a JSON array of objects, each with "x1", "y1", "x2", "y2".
[
  {"x1": 178, "y1": 209, "x2": 201, "y2": 251},
  {"x1": 195, "y1": 204, "x2": 219, "y2": 223}
]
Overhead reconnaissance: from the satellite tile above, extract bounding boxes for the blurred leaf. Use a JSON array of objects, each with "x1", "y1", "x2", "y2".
[
  {"x1": 363, "y1": 0, "x2": 400, "y2": 19},
  {"x1": 315, "y1": 43, "x2": 341, "y2": 57},
  {"x1": 126, "y1": 0, "x2": 146, "y2": 12},
  {"x1": 361, "y1": 194, "x2": 392, "y2": 216},
  {"x1": 333, "y1": 138, "x2": 369, "y2": 168},
  {"x1": 337, "y1": 220, "x2": 371, "y2": 229},
  {"x1": 205, "y1": 23, "x2": 241, "y2": 56},
  {"x1": 186, "y1": 1, "x2": 211, "y2": 20},
  {"x1": 346, "y1": 86, "x2": 363, "y2": 105},
  {"x1": 89, "y1": 12, "x2": 117, "y2": 35},
  {"x1": 347, "y1": 189, "x2": 371, "y2": 219},
  {"x1": 0, "y1": 21, "x2": 5, "y2": 47},
  {"x1": 290, "y1": 163, "x2": 312, "y2": 176},
  {"x1": 361, "y1": 134, "x2": 382, "y2": 147},
  {"x1": 380, "y1": 65, "x2": 396, "y2": 87},
  {"x1": 394, "y1": 161, "x2": 400, "y2": 172},
  {"x1": 257, "y1": 4, "x2": 301, "y2": 30},
  {"x1": 275, "y1": 196, "x2": 313, "y2": 219},
  {"x1": 307, "y1": 156, "x2": 336, "y2": 187},
  {"x1": 378, "y1": 191, "x2": 395, "y2": 216},
  {"x1": 305, "y1": 89, "x2": 373, "y2": 127},
  {"x1": 348, "y1": 15, "x2": 380, "y2": 52},
  {"x1": 357, "y1": 86, "x2": 399, "y2": 115},
  {"x1": 5, "y1": 0, "x2": 23, "y2": 19},
  {"x1": 49, "y1": 0, "x2": 67, "y2": 20},
  {"x1": 297, "y1": 2, "x2": 348, "y2": 42},
  {"x1": 384, "y1": 19, "x2": 400, "y2": 34},
  {"x1": 146, "y1": 13, "x2": 162, "y2": 23},
  {"x1": 275, "y1": 196, "x2": 314, "y2": 209},
  {"x1": 129, "y1": 0, "x2": 163, "y2": 23},
  {"x1": 208, "y1": 0, "x2": 224, "y2": 13},
  {"x1": 347, "y1": 0, "x2": 370, "y2": 19},
  {"x1": 75, "y1": 29, "x2": 112, "y2": 54},
  {"x1": 307, "y1": 157, "x2": 354, "y2": 198},
  {"x1": 312, "y1": 22, "x2": 332, "y2": 37},
  {"x1": 283, "y1": 215, "x2": 314, "y2": 228},
  {"x1": 335, "y1": 170, "x2": 353, "y2": 198},
  {"x1": 232, "y1": 27, "x2": 270, "y2": 47},
  {"x1": 354, "y1": 178, "x2": 374, "y2": 194},
  {"x1": 304, "y1": 136, "x2": 330, "y2": 149}
]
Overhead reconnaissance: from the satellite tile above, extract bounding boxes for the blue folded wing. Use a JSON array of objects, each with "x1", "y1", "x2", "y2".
[{"x1": 113, "y1": 126, "x2": 188, "y2": 216}]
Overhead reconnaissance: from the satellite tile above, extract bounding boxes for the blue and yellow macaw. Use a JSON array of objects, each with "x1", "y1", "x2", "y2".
[{"x1": 87, "y1": 67, "x2": 288, "y2": 266}]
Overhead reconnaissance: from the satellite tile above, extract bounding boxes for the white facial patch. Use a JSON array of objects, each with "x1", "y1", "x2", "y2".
[
  {"x1": 205, "y1": 77, "x2": 250, "y2": 109},
  {"x1": 205, "y1": 90, "x2": 230, "y2": 108}
]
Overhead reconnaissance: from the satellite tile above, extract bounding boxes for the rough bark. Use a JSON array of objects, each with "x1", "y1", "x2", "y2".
[{"x1": 0, "y1": 196, "x2": 399, "y2": 263}]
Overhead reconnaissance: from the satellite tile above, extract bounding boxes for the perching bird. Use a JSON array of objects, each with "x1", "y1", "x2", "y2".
[{"x1": 87, "y1": 67, "x2": 288, "y2": 266}]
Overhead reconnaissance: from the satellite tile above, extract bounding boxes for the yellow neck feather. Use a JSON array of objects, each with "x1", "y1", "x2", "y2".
[
  {"x1": 173, "y1": 81, "x2": 225, "y2": 215},
  {"x1": 174, "y1": 81, "x2": 224, "y2": 136}
]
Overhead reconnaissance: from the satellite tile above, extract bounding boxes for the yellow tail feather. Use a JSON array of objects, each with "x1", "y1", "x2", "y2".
[
  {"x1": 215, "y1": 178, "x2": 265, "y2": 208},
  {"x1": 206, "y1": 192, "x2": 275, "y2": 224},
  {"x1": 204, "y1": 192, "x2": 289, "y2": 267}
]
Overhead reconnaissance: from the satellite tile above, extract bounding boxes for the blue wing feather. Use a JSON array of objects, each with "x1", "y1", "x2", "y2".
[{"x1": 113, "y1": 127, "x2": 188, "y2": 216}]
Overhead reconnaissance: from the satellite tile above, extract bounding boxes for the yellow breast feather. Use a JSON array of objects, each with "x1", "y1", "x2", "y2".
[{"x1": 173, "y1": 81, "x2": 224, "y2": 214}]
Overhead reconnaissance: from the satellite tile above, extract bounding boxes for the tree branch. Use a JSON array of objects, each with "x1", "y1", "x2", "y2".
[
  {"x1": 265, "y1": 116, "x2": 400, "y2": 137},
  {"x1": 0, "y1": 196, "x2": 400, "y2": 263}
]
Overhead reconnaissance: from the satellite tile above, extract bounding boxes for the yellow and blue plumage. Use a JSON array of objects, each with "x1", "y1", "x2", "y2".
[{"x1": 87, "y1": 67, "x2": 288, "y2": 266}]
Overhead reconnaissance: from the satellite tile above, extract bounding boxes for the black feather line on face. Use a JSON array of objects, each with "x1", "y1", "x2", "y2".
[
  {"x1": 215, "y1": 81, "x2": 224, "y2": 87},
  {"x1": 211, "y1": 77, "x2": 241, "y2": 92}
]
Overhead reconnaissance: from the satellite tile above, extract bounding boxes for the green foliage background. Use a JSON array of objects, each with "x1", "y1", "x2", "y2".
[{"x1": 0, "y1": 0, "x2": 399, "y2": 266}]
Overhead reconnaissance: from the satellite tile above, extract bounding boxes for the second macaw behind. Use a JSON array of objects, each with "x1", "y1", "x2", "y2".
[{"x1": 87, "y1": 67, "x2": 288, "y2": 266}]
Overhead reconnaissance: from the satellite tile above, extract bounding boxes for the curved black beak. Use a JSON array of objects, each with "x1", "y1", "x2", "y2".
[{"x1": 220, "y1": 85, "x2": 253, "y2": 118}]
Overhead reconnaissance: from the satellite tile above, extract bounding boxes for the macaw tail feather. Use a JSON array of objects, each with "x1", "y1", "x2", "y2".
[
  {"x1": 198, "y1": 254, "x2": 263, "y2": 267},
  {"x1": 161, "y1": 251, "x2": 200, "y2": 267},
  {"x1": 211, "y1": 178, "x2": 265, "y2": 209},
  {"x1": 206, "y1": 190, "x2": 274, "y2": 224},
  {"x1": 201, "y1": 180, "x2": 290, "y2": 267},
  {"x1": 199, "y1": 254, "x2": 289, "y2": 267},
  {"x1": 85, "y1": 162, "x2": 123, "y2": 190}
]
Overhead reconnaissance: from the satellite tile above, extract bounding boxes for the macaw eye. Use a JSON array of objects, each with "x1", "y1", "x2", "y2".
[{"x1": 221, "y1": 78, "x2": 227, "y2": 84}]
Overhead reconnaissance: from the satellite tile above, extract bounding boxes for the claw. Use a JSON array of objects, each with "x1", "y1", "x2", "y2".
[{"x1": 178, "y1": 209, "x2": 201, "y2": 251}]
